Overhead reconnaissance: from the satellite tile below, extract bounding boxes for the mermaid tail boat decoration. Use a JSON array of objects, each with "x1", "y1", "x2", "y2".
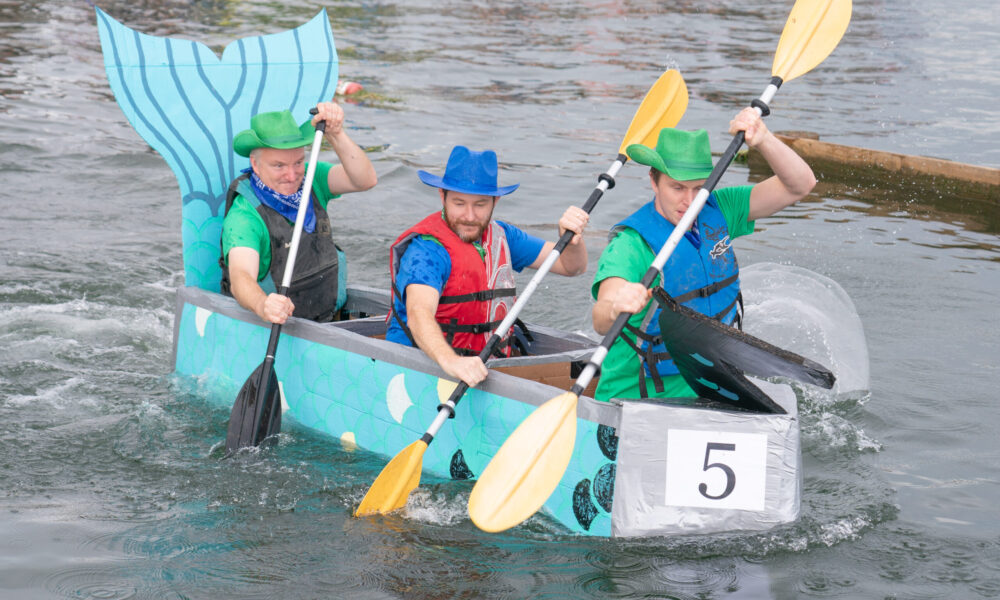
[
  {"x1": 97, "y1": 7, "x2": 832, "y2": 537},
  {"x1": 96, "y1": 7, "x2": 339, "y2": 291}
]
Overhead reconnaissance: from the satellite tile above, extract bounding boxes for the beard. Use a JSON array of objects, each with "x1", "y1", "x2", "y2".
[{"x1": 445, "y1": 208, "x2": 493, "y2": 243}]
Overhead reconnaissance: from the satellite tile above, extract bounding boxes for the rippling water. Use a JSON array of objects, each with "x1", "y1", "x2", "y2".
[{"x1": 2, "y1": 0, "x2": 999, "y2": 598}]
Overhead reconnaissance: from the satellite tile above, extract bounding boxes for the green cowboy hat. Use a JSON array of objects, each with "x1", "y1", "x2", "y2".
[
  {"x1": 233, "y1": 109, "x2": 315, "y2": 157},
  {"x1": 626, "y1": 127, "x2": 714, "y2": 181}
]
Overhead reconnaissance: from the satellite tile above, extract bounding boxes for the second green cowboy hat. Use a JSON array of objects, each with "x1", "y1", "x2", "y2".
[
  {"x1": 626, "y1": 128, "x2": 714, "y2": 181},
  {"x1": 233, "y1": 110, "x2": 316, "y2": 158}
]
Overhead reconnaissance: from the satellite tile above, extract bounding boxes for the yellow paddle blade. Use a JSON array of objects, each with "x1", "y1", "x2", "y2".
[
  {"x1": 618, "y1": 69, "x2": 689, "y2": 154},
  {"x1": 355, "y1": 439, "x2": 426, "y2": 516},
  {"x1": 773, "y1": 0, "x2": 852, "y2": 83},
  {"x1": 468, "y1": 391, "x2": 579, "y2": 532}
]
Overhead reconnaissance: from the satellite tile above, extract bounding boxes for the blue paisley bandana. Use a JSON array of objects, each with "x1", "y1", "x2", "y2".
[
  {"x1": 244, "y1": 167, "x2": 317, "y2": 234},
  {"x1": 684, "y1": 221, "x2": 701, "y2": 248}
]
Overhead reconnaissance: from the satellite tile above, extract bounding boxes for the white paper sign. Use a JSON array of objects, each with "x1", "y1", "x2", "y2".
[{"x1": 664, "y1": 429, "x2": 768, "y2": 512}]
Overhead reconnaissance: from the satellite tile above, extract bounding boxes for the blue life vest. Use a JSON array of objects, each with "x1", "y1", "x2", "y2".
[{"x1": 612, "y1": 198, "x2": 742, "y2": 396}]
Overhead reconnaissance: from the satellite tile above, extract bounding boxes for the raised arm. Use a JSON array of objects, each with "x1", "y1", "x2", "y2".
[
  {"x1": 311, "y1": 100, "x2": 378, "y2": 195},
  {"x1": 530, "y1": 205, "x2": 590, "y2": 276},
  {"x1": 729, "y1": 107, "x2": 817, "y2": 220}
]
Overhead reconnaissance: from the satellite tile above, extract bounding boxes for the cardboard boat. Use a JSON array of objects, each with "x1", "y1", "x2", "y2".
[{"x1": 99, "y1": 7, "x2": 820, "y2": 537}]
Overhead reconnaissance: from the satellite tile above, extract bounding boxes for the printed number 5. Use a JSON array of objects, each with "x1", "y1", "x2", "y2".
[{"x1": 698, "y1": 442, "x2": 736, "y2": 500}]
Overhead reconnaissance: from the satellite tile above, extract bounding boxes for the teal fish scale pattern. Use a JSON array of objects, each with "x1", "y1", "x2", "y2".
[{"x1": 175, "y1": 302, "x2": 614, "y2": 535}]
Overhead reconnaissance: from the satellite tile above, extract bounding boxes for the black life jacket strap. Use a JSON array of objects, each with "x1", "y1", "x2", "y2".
[
  {"x1": 734, "y1": 292, "x2": 744, "y2": 330},
  {"x1": 444, "y1": 318, "x2": 458, "y2": 346},
  {"x1": 391, "y1": 283, "x2": 521, "y2": 357},
  {"x1": 219, "y1": 172, "x2": 253, "y2": 296},
  {"x1": 617, "y1": 329, "x2": 664, "y2": 396},
  {"x1": 672, "y1": 272, "x2": 740, "y2": 304},
  {"x1": 439, "y1": 287, "x2": 516, "y2": 304},
  {"x1": 439, "y1": 318, "x2": 505, "y2": 335},
  {"x1": 391, "y1": 308, "x2": 420, "y2": 349},
  {"x1": 712, "y1": 295, "x2": 739, "y2": 323},
  {"x1": 624, "y1": 322, "x2": 659, "y2": 344},
  {"x1": 510, "y1": 318, "x2": 533, "y2": 356}
]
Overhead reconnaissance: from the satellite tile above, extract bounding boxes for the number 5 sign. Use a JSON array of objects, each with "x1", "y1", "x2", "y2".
[{"x1": 664, "y1": 429, "x2": 769, "y2": 512}]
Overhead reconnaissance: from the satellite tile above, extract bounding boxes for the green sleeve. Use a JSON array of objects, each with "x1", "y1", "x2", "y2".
[
  {"x1": 222, "y1": 163, "x2": 341, "y2": 278},
  {"x1": 311, "y1": 161, "x2": 342, "y2": 209},
  {"x1": 221, "y1": 195, "x2": 269, "y2": 273},
  {"x1": 713, "y1": 185, "x2": 756, "y2": 239},
  {"x1": 591, "y1": 228, "x2": 658, "y2": 300}
]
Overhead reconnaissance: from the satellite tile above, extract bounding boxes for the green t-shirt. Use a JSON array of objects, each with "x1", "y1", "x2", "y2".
[
  {"x1": 221, "y1": 162, "x2": 338, "y2": 281},
  {"x1": 590, "y1": 186, "x2": 756, "y2": 402}
]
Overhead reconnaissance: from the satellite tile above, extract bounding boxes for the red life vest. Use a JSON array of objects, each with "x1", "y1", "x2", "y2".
[{"x1": 388, "y1": 212, "x2": 517, "y2": 356}]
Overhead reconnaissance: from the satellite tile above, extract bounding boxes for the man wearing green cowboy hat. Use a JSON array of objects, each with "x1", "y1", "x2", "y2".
[
  {"x1": 221, "y1": 101, "x2": 377, "y2": 324},
  {"x1": 386, "y1": 145, "x2": 591, "y2": 388},
  {"x1": 591, "y1": 107, "x2": 816, "y2": 402}
]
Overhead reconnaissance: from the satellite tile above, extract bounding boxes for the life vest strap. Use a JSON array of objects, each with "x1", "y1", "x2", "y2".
[
  {"x1": 672, "y1": 272, "x2": 740, "y2": 304},
  {"x1": 440, "y1": 318, "x2": 505, "y2": 335},
  {"x1": 712, "y1": 293, "x2": 743, "y2": 327},
  {"x1": 390, "y1": 288, "x2": 523, "y2": 355},
  {"x1": 439, "y1": 287, "x2": 516, "y2": 304}
]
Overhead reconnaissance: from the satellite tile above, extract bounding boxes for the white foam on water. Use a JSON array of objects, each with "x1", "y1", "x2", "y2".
[
  {"x1": 741, "y1": 263, "x2": 870, "y2": 394},
  {"x1": 807, "y1": 409, "x2": 884, "y2": 453},
  {"x1": 142, "y1": 272, "x2": 185, "y2": 293},
  {"x1": 0, "y1": 297, "x2": 173, "y2": 345},
  {"x1": 137, "y1": 399, "x2": 165, "y2": 418},
  {"x1": 404, "y1": 488, "x2": 471, "y2": 526},
  {"x1": 6, "y1": 376, "x2": 88, "y2": 408},
  {"x1": 816, "y1": 514, "x2": 872, "y2": 547}
]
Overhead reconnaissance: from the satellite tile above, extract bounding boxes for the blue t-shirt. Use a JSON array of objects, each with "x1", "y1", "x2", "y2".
[{"x1": 386, "y1": 220, "x2": 545, "y2": 346}]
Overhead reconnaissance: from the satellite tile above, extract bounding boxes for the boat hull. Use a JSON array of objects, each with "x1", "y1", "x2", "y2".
[{"x1": 172, "y1": 286, "x2": 801, "y2": 537}]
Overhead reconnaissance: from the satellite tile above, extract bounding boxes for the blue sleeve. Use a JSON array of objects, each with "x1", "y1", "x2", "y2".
[
  {"x1": 396, "y1": 237, "x2": 451, "y2": 297},
  {"x1": 496, "y1": 221, "x2": 545, "y2": 272}
]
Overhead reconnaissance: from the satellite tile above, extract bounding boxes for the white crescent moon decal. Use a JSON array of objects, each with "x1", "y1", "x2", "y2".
[
  {"x1": 194, "y1": 307, "x2": 212, "y2": 337},
  {"x1": 386, "y1": 373, "x2": 413, "y2": 424}
]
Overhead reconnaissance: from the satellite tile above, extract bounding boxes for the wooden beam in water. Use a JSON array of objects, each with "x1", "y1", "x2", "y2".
[{"x1": 746, "y1": 132, "x2": 999, "y2": 204}]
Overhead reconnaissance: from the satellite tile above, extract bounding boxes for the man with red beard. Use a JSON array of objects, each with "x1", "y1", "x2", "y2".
[{"x1": 387, "y1": 146, "x2": 589, "y2": 387}]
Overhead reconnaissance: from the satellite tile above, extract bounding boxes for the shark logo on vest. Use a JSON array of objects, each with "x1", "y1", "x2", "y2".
[{"x1": 710, "y1": 234, "x2": 733, "y2": 259}]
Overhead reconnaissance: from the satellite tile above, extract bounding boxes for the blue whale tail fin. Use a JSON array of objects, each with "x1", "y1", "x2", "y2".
[{"x1": 96, "y1": 7, "x2": 339, "y2": 291}]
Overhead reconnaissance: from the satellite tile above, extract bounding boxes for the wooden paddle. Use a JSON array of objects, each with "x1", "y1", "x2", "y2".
[
  {"x1": 354, "y1": 70, "x2": 689, "y2": 517},
  {"x1": 225, "y1": 111, "x2": 327, "y2": 454},
  {"x1": 468, "y1": 0, "x2": 853, "y2": 534}
]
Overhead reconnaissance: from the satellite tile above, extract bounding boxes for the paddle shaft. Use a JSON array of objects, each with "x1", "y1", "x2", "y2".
[
  {"x1": 420, "y1": 154, "x2": 629, "y2": 443},
  {"x1": 249, "y1": 115, "x2": 328, "y2": 442},
  {"x1": 569, "y1": 81, "x2": 783, "y2": 396},
  {"x1": 467, "y1": 2, "x2": 852, "y2": 534}
]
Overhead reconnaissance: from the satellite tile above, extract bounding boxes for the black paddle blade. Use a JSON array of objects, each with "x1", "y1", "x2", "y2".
[
  {"x1": 653, "y1": 288, "x2": 836, "y2": 414},
  {"x1": 225, "y1": 362, "x2": 282, "y2": 454}
]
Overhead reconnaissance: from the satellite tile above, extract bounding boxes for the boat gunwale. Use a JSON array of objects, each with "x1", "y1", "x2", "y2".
[{"x1": 172, "y1": 285, "x2": 624, "y2": 428}]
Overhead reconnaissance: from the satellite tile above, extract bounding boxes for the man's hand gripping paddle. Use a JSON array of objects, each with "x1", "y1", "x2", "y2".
[
  {"x1": 354, "y1": 70, "x2": 688, "y2": 517},
  {"x1": 225, "y1": 110, "x2": 327, "y2": 454},
  {"x1": 467, "y1": 0, "x2": 853, "y2": 534}
]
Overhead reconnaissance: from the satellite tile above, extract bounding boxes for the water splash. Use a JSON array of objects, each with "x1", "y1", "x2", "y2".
[{"x1": 741, "y1": 262, "x2": 870, "y2": 394}]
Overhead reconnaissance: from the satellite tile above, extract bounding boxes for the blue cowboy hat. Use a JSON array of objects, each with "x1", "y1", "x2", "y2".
[{"x1": 417, "y1": 146, "x2": 519, "y2": 196}]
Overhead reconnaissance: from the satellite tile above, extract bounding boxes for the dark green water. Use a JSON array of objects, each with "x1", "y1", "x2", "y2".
[{"x1": 2, "y1": 0, "x2": 998, "y2": 598}]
